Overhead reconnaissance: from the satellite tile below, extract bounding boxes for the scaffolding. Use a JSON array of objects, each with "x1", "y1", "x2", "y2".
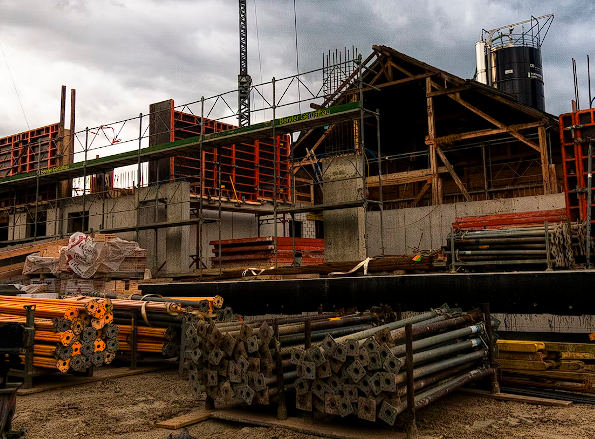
[{"x1": 0, "y1": 55, "x2": 387, "y2": 276}]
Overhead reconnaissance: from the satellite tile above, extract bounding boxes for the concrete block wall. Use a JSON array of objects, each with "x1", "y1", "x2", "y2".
[
  {"x1": 283, "y1": 213, "x2": 317, "y2": 239},
  {"x1": 366, "y1": 193, "x2": 565, "y2": 256}
]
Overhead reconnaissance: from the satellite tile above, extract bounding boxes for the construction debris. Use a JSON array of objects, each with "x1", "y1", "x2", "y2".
[{"x1": 497, "y1": 340, "x2": 595, "y2": 398}]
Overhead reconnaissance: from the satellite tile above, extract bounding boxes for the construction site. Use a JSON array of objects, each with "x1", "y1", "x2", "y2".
[{"x1": 1, "y1": 7, "x2": 595, "y2": 439}]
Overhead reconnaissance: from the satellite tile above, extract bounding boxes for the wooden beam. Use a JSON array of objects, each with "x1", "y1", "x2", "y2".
[
  {"x1": 155, "y1": 410, "x2": 213, "y2": 429},
  {"x1": 432, "y1": 121, "x2": 545, "y2": 145},
  {"x1": 292, "y1": 125, "x2": 336, "y2": 174},
  {"x1": 411, "y1": 179, "x2": 431, "y2": 207},
  {"x1": 388, "y1": 59, "x2": 413, "y2": 77},
  {"x1": 448, "y1": 92, "x2": 541, "y2": 152},
  {"x1": 435, "y1": 146, "x2": 471, "y2": 202},
  {"x1": 538, "y1": 125, "x2": 551, "y2": 194},
  {"x1": 366, "y1": 167, "x2": 448, "y2": 187},
  {"x1": 458, "y1": 389, "x2": 572, "y2": 407},
  {"x1": 427, "y1": 77, "x2": 439, "y2": 205},
  {"x1": 340, "y1": 72, "x2": 435, "y2": 97},
  {"x1": 426, "y1": 85, "x2": 472, "y2": 97}
]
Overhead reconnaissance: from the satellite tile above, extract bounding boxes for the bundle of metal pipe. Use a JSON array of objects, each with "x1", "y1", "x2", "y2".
[
  {"x1": 183, "y1": 308, "x2": 394, "y2": 408},
  {"x1": 446, "y1": 223, "x2": 580, "y2": 269},
  {"x1": 289, "y1": 304, "x2": 496, "y2": 426},
  {"x1": 0, "y1": 295, "x2": 117, "y2": 373},
  {"x1": 80, "y1": 291, "x2": 227, "y2": 319}
]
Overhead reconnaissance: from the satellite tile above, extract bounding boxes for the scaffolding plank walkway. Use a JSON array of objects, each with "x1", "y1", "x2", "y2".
[{"x1": 0, "y1": 102, "x2": 361, "y2": 191}]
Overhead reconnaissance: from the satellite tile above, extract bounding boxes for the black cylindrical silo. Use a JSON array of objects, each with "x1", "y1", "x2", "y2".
[{"x1": 490, "y1": 46, "x2": 545, "y2": 112}]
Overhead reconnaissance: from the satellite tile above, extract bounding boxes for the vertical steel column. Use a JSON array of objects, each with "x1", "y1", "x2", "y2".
[
  {"x1": 482, "y1": 144, "x2": 489, "y2": 199},
  {"x1": 587, "y1": 141, "x2": 592, "y2": 269},
  {"x1": 83, "y1": 128, "x2": 89, "y2": 232},
  {"x1": 274, "y1": 318, "x2": 287, "y2": 419},
  {"x1": 218, "y1": 148, "x2": 222, "y2": 275},
  {"x1": 23, "y1": 305, "x2": 35, "y2": 389},
  {"x1": 450, "y1": 225, "x2": 456, "y2": 272},
  {"x1": 395, "y1": 303, "x2": 402, "y2": 321},
  {"x1": 33, "y1": 140, "x2": 41, "y2": 241},
  {"x1": 199, "y1": 97, "x2": 205, "y2": 277},
  {"x1": 131, "y1": 309, "x2": 138, "y2": 370},
  {"x1": 179, "y1": 318, "x2": 187, "y2": 375},
  {"x1": 358, "y1": 54, "x2": 369, "y2": 258},
  {"x1": 291, "y1": 212, "x2": 296, "y2": 263},
  {"x1": 304, "y1": 318, "x2": 312, "y2": 349},
  {"x1": 272, "y1": 77, "x2": 278, "y2": 268},
  {"x1": 405, "y1": 323, "x2": 417, "y2": 438},
  {"x1": 11, "y1": 190, "x2": 16, "y2": 241},
  {"x1": 376, "y1": 108, "x2": 385, "y2": 256},
  {"x1": 483, "y1": 303, "x2": 500, "y2": 394},
  {"x1": 136, "y1": 113, "x2": 143, "y2": 242},
  {"x1": 545, "y1": 221, "x2": 552, "y2": 270}
]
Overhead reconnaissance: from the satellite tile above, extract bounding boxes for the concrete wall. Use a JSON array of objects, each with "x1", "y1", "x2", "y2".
[{"x1": 366, "y1": 193, "x2": 565, "y2": 256}]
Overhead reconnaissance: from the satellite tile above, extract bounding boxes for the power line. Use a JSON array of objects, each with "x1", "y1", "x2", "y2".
[
  {"x1": 252, "y1": 0, "x2": 264, "y2": 121},
  {"x1": 0, "y1": 38, "x2": 30, "y2": 130},
  {"x1": 293, "y1": 0, "x2": 301, "y2": 113}
]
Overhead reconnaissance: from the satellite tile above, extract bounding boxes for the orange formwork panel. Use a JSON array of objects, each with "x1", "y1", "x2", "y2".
[
  {"x1": 559, "y1": 109, "x2": 595, "y2": 230},
  {"x1": 148, "y1": 99, "x2": 291, "y2": 203}
]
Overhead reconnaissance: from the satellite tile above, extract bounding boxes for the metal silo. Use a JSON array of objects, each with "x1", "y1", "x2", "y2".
[{"x1": 476, "y1": 14, "x2": 554, "y2": 112}]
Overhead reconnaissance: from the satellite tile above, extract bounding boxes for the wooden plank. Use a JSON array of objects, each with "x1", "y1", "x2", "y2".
[
  {"x1": 411, "y1": 179, "x2": 432, "y2": 207},
  {"x1": 458, "y1": 388, "x2": 573, "y2": 407},
  {"x1": 496, "y1": 359, "x2": 553, "y2": 371},
  {"x1": 16, "y1": 364, "x2": 174, "y2": 395},
  {"x1": 544, "y1": 342, "x2": 595, "y2": 355},
  {"x1": 0, "y1": 262, "x2": 25, "y2": 279},
  {"x1": 0, "y1": 239, "x2": 69, "y2": 262},
  {"x1": 435, "y1": 146, "x2": 471, "y2": 202},
  {"x1": 497, "y1": 340, "x2": 545, "y2": 353},
  {"x1": 155, "y1": 410, "x2": 213, "y2": 430},
  {"x1": 501, "y1": 368, "x2": 595, "y2": 382},
  {"x1": 209, "y1": 409, "x2": 410, "y2": 439},
  {"x1": 366, "y1": 167, "x2": 447, "y2": 187},
  {"x1": 497, "y1": 352, "x2": 545, "y2": 361}
]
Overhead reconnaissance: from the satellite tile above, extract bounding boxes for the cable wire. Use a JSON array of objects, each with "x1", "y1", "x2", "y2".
[
  {"x1": 293, "y1": 0, "x2": 301, "y2": 113},
  {"x1": 252, "y1": 0, "x2": 265, "y2": 121},
  {"x1": 0, "y1": 38, "x2": 30, "y2": 130}
]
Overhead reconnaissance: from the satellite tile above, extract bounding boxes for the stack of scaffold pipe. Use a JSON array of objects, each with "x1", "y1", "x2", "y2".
[
  {"x1": 185, "y1": 304, "x2": 498, "y2": 427},
  {"x1": 0, "y1": 296, "x2": 116, "y2": 373},
  {"x1": 79, "y1": 291, "x2": 229, "y2": 359},
  {"x1": 446, "y1": 223, "x2": 582, "y2": 270}
]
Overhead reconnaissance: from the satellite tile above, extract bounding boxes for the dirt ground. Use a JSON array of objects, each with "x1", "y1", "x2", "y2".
[{"x1": 10, "y1": 368, "x2": 595, "y2": 439}]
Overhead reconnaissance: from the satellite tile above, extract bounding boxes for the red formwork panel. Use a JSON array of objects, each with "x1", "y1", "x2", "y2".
[
  {"x1": 559, "y1": 109, "x2": 595, "y2": 227},
  {"x1": 165, "y1": 101, "x2": 291, "y2": 203},
  {"x1": 0, "y1": 123, "x2": 61, "y2": 177}
]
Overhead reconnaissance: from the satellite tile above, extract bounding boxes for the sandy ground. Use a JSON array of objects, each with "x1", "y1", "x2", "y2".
[{"x1": 10, "y1": 368, "x2": 595, "y2": 439}]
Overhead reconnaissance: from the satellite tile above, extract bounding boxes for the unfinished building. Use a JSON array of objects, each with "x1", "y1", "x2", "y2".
[{"x1": 0, "y1": 45, "x2": 564, "y2": 275}]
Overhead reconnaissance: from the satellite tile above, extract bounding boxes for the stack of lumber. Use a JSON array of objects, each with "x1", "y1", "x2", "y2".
[
  {"x1": 0, "y1": 238, "x2": 69, "y2": 281},
  {"x1": 194, "y1": 255, "x2": 436, "y2": 280},
  {"x1": 497, "y1": 340, "x2": 595, "y2": 394},
  {"x1": 0, "y1": 296, "x2": 117, "y2": 373},
  {"x1": 186, "y1": 305, "x2": 495, "y2": 426},
  {"x1": 210, "y1": 237, "x2": 324, "y2": 268}
]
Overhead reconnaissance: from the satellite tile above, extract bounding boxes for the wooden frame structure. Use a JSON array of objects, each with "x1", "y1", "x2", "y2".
[{"x1": 292, "y1": 45, "x2": 561, "y2": 207}]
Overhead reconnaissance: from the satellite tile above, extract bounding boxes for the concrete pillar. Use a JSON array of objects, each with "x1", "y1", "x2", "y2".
[
  {"x1": 165, "y1": 181, "x2": 191, "y2": 275},
  {"x1": 322, "y1": 154, "x2": 366, "y2": 262}
]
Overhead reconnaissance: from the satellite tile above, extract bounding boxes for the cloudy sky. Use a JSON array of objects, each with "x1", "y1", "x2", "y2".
[{"x1": 0, "y1": 0, "x2": 593, "y2": 161}]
